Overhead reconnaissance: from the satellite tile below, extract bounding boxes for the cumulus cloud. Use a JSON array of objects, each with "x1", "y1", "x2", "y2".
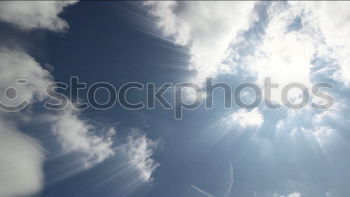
[
  {"x1": 0, "y1": 48, "x2": 51, "y2": 197},
  {"x1": 0, "y1": 47, "x2": 115, "y2": 169},
  {"x1": 146, "y1": 1, "x2": 255, "y2": 84},
  {"x1": 0, "y1": 48, "x2": 52, "y2": 106},
  {"x1": 0, "y1": 2, "x2": 141, "y2": 188},
  {"x1": 0, "y1": 118, "x2": 45, "y2": 197},
  {"x1": 225, "y1": 108, "x2": 263, "y2": 129},
  {"x1": 0, "y1": 1, "x2": 77, "y2": 31},
  {"x1": 122, "y1": 129, "x2": 159, "y2": 182},
  {"x1": 49, "y1": 107, "x2": 116, "y2": 168},
  {"x1": 0, "y1": 1, "x2": 122, "y2": 196},
  {"x1": 0, "y1": 46, "x2": 115, "y2": 195},
  {"x1": 1, "y1": 37, "x2": 114, "y2": 170}
]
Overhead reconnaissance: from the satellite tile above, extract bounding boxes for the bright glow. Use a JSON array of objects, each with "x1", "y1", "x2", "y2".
[{"x1": 226, "y1": 108, "x2": 264, "y2": 128}]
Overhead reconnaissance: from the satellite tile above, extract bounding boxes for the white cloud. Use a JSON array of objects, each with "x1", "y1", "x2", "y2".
[
  {"x1": 0, "y1": 48, "x2": 51, "y2": 197},
  {"x1": 226, "y1": 108, "x2": 263, "y2": 128},
  {"x1": 308, "y1": 2, "x2": 350, "y2": 48},
  {"x1": 49, "y1": 107, "x2": 116, "y2": 168},
  {"x1": 244, "y1": 3, "x2": 315, "y2": 105},
  {"x1": 311, "y1": 2, "x2": 350, "y2": 87},
  {"x1": 0, "y1": 48, "x2": 52, "y2": 106},
  {"x1": 146, "y1": 1, "x2": 255, "y2": 84},
  {"x1": 300, "y1": 126, "x2": 334, "y2": 142},
  {"x1": 274, "y1": 104, "x2": 339, "y2": 144},
  {"x1": 0, "y1": 1, "x2": 77, "y2": 31},
  {"x1": 280, "y1": 192, "x2": 302, "y2": 197},
  {"x1": 123, "y1": 129, "x2": 159, "y2": 182},
  {"x1": 0, "y1": 1, "x2": 123, "y2": 195},
  {"x1": 0, "y1": 118, "x2": 45, "y2": 197},
  {"x1": 1, "y1": 47, "x2": 115, "y2": 169},
  {"x1": 281, "y1": 2, "x2": 350, "y2": 87},
  {"x1": 226, "y1": 2, "x2": 346, "y2": 142}
]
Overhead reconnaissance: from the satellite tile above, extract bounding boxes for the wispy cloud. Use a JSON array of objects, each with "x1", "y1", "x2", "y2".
[
  {"x1": 49, "y1": 106, "x2": 116, "y2": 168},
  {"x1": 122, "y1": 129, "x2": 160, "y2": 182}
]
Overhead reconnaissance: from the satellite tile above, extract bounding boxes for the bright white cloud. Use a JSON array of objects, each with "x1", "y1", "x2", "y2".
[
  {"x1": 280, "y1": 192, "x2": 302, "y2": 197},
  {"x1": 224, "y1": 2, "x2": 347, "y2": 143},
  {"x1": 280, "y1": 2, "x2": 350, "y2": 87},
  {"x1": 226, "y1": 108, "x2": 263, "y2": 128},
  {"x1": 0, "y1": 48, "x2": 51, "y2": 197},
  {"x1": 0, "y1": 1, "x2": 122, "y2": 196},
  {"x1": 244, "y1": 3, "x2": 315, "y2": 105},
  {"x1": 49, "y1": 107, "x2": 116, "y2": 168},
  {"x1": 0, "y1": 1, "x2": 77, "y2": 31},
  {"x1": 0, "y1": 48, "x2": 52, "y2": 106},
  {"x1": 123, "y1": 129, "x2": 159, "y2": 182},
  {"x1": 0, "y1": 47, "x2": 115, "y2": 169},
  {"x1": 0, "y1": 118, "x2": 45, "y2": 197},
  {"x1": 310, "y1": 2, "x2": 350, "y2": 87},
  {"x1": 146, "y1": 1, "x2": 255, "y2": 84}
]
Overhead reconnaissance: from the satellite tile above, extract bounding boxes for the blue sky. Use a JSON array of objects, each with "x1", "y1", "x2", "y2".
[{"x1": 0, "y1": 1, "x2": 350, "y2": 197}]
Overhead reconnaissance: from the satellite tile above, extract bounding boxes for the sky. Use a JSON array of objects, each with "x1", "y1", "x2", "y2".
[{"x1": 0, "y1": 1, "x2": 350, "y2": 197}]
